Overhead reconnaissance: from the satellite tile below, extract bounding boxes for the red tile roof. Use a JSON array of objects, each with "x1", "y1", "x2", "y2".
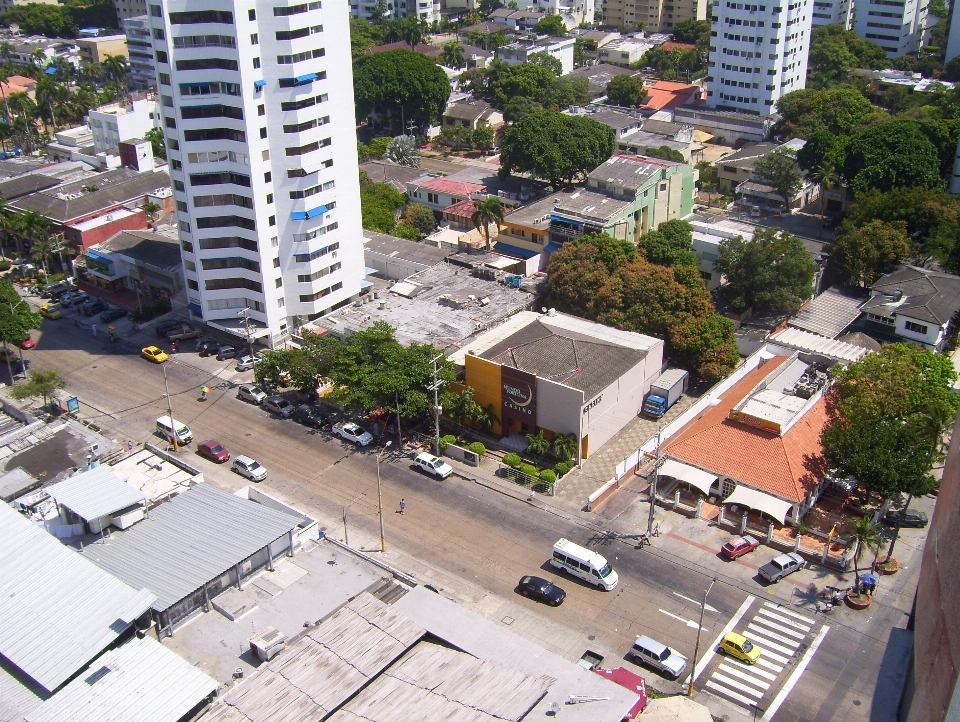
[
  {"x1": 443, "y1": 198, "x2": 479, "y2": 217},
  {"x1": 659, "y1": 42, "x2": 696, "y2": 52},
  {"x1": 664, "y1": 357, "x2": 829, "y2": 502},
  {"x1": 641, "y1": 80, "x2": 701, "y2": 111},
  {"x1": 415, "y1": 177, "x2": 486, "y2": 196}
]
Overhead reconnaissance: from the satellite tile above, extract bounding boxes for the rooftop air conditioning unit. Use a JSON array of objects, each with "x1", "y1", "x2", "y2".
[{"x1": 249, "y1": 627, "x2": 287, "y2": 662}]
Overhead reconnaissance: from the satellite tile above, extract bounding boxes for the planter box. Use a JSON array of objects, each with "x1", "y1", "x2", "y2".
[{"x1": 445, "y1": 444, "x2": 480, "y2": 466}]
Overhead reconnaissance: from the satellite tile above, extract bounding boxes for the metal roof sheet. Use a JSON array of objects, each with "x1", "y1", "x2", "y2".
[
  {"x1": 26, "y1": 635, "x2": 218, "y2": 722},
  {"x1": 788, "y1": 285, "x2": 868, "y2": 338},
  {"x1": 82, "y1": 482, "x2": 303, "y2": 612},
  {"x1": 45, "y1": 467, "x2": 146, "y2": 521},
  {"x1": 0, "y1": 502, "x2": 156, "y2": 693}
]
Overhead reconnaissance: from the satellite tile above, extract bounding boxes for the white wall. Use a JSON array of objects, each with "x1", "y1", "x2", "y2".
[
  {"x1": 895, "y1": 314, "x2": 944, "y2": 349},
  {"x1": 854, "y1": 0, "x2": 928, "y2": 58}
]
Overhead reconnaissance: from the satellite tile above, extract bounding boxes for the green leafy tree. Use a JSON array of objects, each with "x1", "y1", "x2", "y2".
[
  {"x1": 843, "y1": 120, "x2": 944, "y2": 194},
  {"x1": 638, "y1": 219, "x2": 698, "y2": 267},
  {"x1": 392, "y1": 223, "x2": 421, "y2": 241},
  {"x1": 439, "y1": 124, "x2": 472, "y2": 152},
  {"x1": 471, "y1": 197, "x2": 505, "y2": 251},
  {"x1": 671, "y1": 18, "x2": 711, "y2": 43},
  {"x1": 350, "y1": 17, "x2": 384, "y2": 58},
  {"x1": 606, "y1": 73, "x2": 647, "y2": 107},
  {"x1": 503, "y1": 96, "x2": 543, "y2": 122},
  {"x1": 643, "y1": 145, "x2": 685, "y2": 162},
  {"x1": 528, "y1": 51, "x2": 563, "y2": 76},
  {"x1": 367, "y1": 136, "x2": 392, "y2": 159},
  {"x1": 774, "y1": 86, "x2": 880, "y2": 140},
  {"x1": 828, "y1": 219, "x2": 911, "y2": 286},
  {"x1": 360, "y1": 181, "x2": 407, "y2": 233},
  {"x1": 441, "y1": 40, "x2": 465, "y2": 68},
  {"x1": 574, "y1": 37, "x2": 597, "y2": 66},
  {"x1": 144, "y1": 127, "x2": 166, "y2": 160},
  {"x1": 471, "y1": 122, "x2": 495, "y2": 151},
  {"x1": 534, "y1": 13, "x2": 567, "y2": 36},
  {"x1": 499, "y1": 109, "x2": 615, "y2": 188},
  {"x1": 752, "y1": 148, "x2": 803, "y2": 208},
  {"x1": 714, "y1": 227, "x2": 814, "y2": 313},
  {"x1": 353, "y1": 49, "x2": 451, "y2": 132},
  {"x1": 796, "y1": 129, "x2": 846, "y2": 174},
  {"x1": 0, "y1": 279, "x2": 41, "y2": 380},
  {"x1": 403, "y1": 203, "x2": 437, "y2": 236},
  {"x1": 10, "y1": 368, "x2": 64, "y2": 407}
]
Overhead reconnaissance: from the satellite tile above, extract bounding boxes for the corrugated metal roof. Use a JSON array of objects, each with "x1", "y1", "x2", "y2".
[
  {"x1": 83, "y1": 482, "x2": 303, "y2": 612},
  {"x1": 26, "y1": 635, "x2": 217, "y2": 722},
  {"x1": 0, "y1": 503, "x2": 156, "y2": 693},
  {"x1": 788, "y1": 286, "x2": 866, "y2": 339},
  {"x1": 771, "y1": 327, "x2": 868, "y2": 363},
  {"x1": 0, "y1": 659, "x2": 47, "y2": 722},
  {"x1": 45, "y1": 467, "x2": 146, "y2": 521}
]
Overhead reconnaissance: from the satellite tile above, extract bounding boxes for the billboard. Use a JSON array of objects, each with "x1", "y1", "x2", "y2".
[
  {"x1": 728, "y1": 409, "x2": 781, "y2": 435},
  {"x1": 501, "y1": 365, "x2": 537, "y2": 428}
]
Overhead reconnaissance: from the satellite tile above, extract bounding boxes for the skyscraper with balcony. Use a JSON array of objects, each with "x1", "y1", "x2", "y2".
[
  {"x1": 854, "y1": 0, "x2": 927, "y2": 58},
  {"x1": 150, "y1": 0, "x2": 364, "y2": 347},
  {"x1": 705, "y1": 0, "x2": 812, "y2": 116}
]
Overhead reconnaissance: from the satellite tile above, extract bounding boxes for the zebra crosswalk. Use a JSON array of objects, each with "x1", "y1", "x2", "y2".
[{"x1": 703, "y1": 602, "x2": 820, "y2": 711}]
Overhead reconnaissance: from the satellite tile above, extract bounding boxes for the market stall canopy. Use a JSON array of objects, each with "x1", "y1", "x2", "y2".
[
  {"x1": 659, "y1": 459, "x2": 718, "y2": 497},
  {"x1": 723, "y1": 485, "x2": 794, "y2": 524}
]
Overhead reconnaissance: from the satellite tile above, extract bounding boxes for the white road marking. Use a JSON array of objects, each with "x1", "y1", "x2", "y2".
[
  {"x1": 752, "y1": 646, "x2": 791, "y2": 666},
  {"x1": 761, "y1": 624, "x2": 830, "y2": 722},
  {"x1": 659, "y1": 609, "x2": 703, "y2": 629},
  {"x1": 763, "y1": 601, "x2": 816, "y2": 624},
  {"x1": 722, "y1": 662, "x2": 778, "y2": 682},
  {"x1": 674, "y1": 592, "x2": 719, "y2": 612},
  {"x1": 757, "y1": 607, "x2": 812, "y2": 632},
  {"x1": 750, "y1": 616, "x2": 807, "y2": 639},
  {"x1": 745, "y1": 623, "x2": 801, "y2": 647},
  {"x1": 687, "y1": 596, "x2": 755, "y2": 686},
  {"x1": 718, "y1": 663, "x2": 773, "y2": 688},
  {"x1": 712, "y1": 672, "x2": 764, "y2": 698},
  {"x1": 757, "y1": 658, "x2": 785, "y2": 673},
  {"x1": 744, "y1": 628, "x2": 796, "y2": 657},
  {"x1": 706, "y1": 680, "x2": 758, "y2": 706}
]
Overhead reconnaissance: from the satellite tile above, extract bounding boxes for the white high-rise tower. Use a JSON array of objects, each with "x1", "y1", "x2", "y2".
[
  {"x1": 151, "y1": 0, "x2": 364, "y2": 347},
  {"x1": 706, "y1": 0, "x2": 812, "y2": 116}
]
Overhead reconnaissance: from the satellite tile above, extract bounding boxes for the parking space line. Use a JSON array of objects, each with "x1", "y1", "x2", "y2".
[
  {"x1": 761, "y1": 625, "x2": 830, "y2": 722},
  {"x1": 750, "y1": 617, "x2": 806, "y2": 639},
  {"x1": 762, "y1": 602, "x2": 816, "y2": 624},
  {"x1": 688, "y1": 596, "x2": 755, "y2": 685},
  {"x1": 745, "y1": 623, "x2": 801, "y2": 648},
  {"x1": 712, "y1": 672, "x2": 764, "y2": 698},
  {"x1": 706, "y1": 680, "x2": 757, "y2": 706},
  {"x1": 757, "y1": 607, "x2": 812, "y2": 632},
  {"x1": 757, "y1": 658, "x2": 784, "y2": 673},
  {"x1": 718, "y1": 664, "x2": 772, "y2": 689}
]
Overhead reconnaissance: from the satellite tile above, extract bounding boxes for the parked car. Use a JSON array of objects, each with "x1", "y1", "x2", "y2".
[
  {"x1": 81, "y1": 299, "x2": 107, "y2": 316},
  {"x1": 156, "y1": 319, "x2": 184, "y2": 337},
  {"x1": 235, "y1": 354, "x2": 261, "y2": 372},
  {"x1": 59, "y1": 290, "x2": 82, "y2": 305},
  {"x1": 237, "y1": 384, "x2": 267, "y2": 404},
  {"x1": 517, "y1": 575, "x2": 566, "y2": 606},
  {"x1": 141, "y1": 346, "x2": 169, "y2": 363},
  {"x1": 100, "y1": 307, "x2": 127, "y2": 323},
  {"x1": 627, "y1": 635, "x2": 687, "y2": 679},
  {"x1": 0, "y1": 347, "x2": 18, "y2": 361},
  {"x1": 232, "y1": 455, "x2": 267, "y2": 482},
  {"x1": 166, "y1": 323, "x2": 199, "y2": 341},
  {"x1": 263, "y1": 396, "x2": 295, "y2": 417},
  {"x1": 720, "y1": 535, "x2": 760, "y2": 561},
  {"x1": 293, "y1": 404, "x2": 331, "y2": 429},
  {"x1": 883, "y1": 509, "x2": 929, "y2": 528},
  {"x1": 413, "y1": 452, "x2": 453, "y2": 479},
  {"x1": 18, "y1": 337, "x2": 34, "y2": 350},
  {"x1": 333, "y1": 421, "x2": 373, "y2": 446},
  {"x1": 69, "y1": 292, "x2": 91, "y2": 308},
  {"x1": 39, "y1": 303, "x2": 61, "y2": 319},
  {"x1": 216, "y1": 345, "x2": 238, "y2": 360},
  {"x1": 758, "y1": 552, "x2": 806, "y2": 583},
  {"x1": 196, "y1": 339, "x2": 219, "y2": 356},
  {"x1": 197, "y1": 439, "x2": 230, "y2": 463},
  {"x1": 719, "y1": 632, "x2": 760, "y2": 665},
  {"x1": 749, "y1": 205, "x2": 761, "y2": 217}
]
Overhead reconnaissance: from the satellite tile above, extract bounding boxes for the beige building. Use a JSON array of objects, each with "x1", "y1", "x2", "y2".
[
  {"x1": 603, "y1": 0, "x2": 705, "y2": 33},
  {"x1": 77, "y1": 35, "x2": 128, "y2": 64},
  {"x1": 114, "y1": 0, "x2": 150, "y2": 23}
]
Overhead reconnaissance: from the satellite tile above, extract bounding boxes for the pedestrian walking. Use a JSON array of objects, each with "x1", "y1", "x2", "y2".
[
  {"x1": 91, "y1": 324, "x2": 97, "y2": 337},
  {"x1": 171, "y1": 340, "x2": 178, "y2": 354},
  {"x1": 200, "y1": 386, "x2": 209, "y2": 401},
  {"x1": 126, "y1": 440, "x2": 134, "y2": 452},
  {"x1": 399, "y1": 498, "x2": 406, "y2": 515},
  {"x1": 373, "y1": 421, "x2": 380, "y2": 438}
]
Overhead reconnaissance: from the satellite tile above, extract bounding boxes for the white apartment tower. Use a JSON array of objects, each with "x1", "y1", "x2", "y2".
[
  {"x1": 811, "y1": 0, "x2": 852, "y2": 29},
  {"x1": 706, "y1": 0, "x2": 812, "y2": 116},
  {"x1": 854, "y1": 0, "x2": 927, "y2": 58},
  {"x1": 151, "y1": 0, "x2": 364, "y2": 347}
]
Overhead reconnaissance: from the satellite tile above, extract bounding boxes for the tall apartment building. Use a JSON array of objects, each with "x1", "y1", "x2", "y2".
[
  {"x1": 123, "y1": 15, "x2": 157, "y2": 89},
  {"x1": 854, "y1": 0, "x2": 927, "y2": 58},
  {"x1": 706, "y1": 0, "x2": 812, "y2": 116},
  {"x1": 349, "y1": 0, "x2": 440, "y2": 24},
  {"x1": 115, "y1": 0, "x2": 150, "y2": 23},
  {"x1": 603, "y1": 0, "x2": 704, "y2": 32},
  {"x1": 947, "y1": 1, "x2": 960, "y2": 62},
  {"x1": 151, "y1": 0, "x2": 364, "y2": 347},
  {"x1": 811, "y1": 0, "x2": 851, "y2": 29}
]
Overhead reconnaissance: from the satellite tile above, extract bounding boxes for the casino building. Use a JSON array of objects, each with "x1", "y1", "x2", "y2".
[{"x1": 450, "y1": 310, "x2": 665, "y2": 460}]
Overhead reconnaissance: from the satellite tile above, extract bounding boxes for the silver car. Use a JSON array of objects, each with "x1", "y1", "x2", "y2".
[
  {"x1": 232, "y1": 455, "x2": 267, "y2": 482},
  {"x1": 263, "y1": 396, "x2": 295, "y2": 418},
  {"x1": 235, "y1": 354, "x2": 261, "y2": 372},
  {"x1": 237, "y1": 384, "x2": 267, "y2": 404},
  {"x1": 628, "y1": 635, "x2": 687, "y2": 679}
]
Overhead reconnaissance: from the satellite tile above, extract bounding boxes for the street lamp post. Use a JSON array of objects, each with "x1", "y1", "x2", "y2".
[
  {"x1": 688, "y1": 575, "x2": 719, "y2": 696},
  {"x1": 5, "y1": 297, "x2": 28, "y2": 384},
  {"x1": 376, "y1": 441, "x2": 393, "y2": 553},
  {"x1": 238, "y1": 307, "x2": 255, "y2": 360},
  {"x1": 342, "y1": 493, "x2": 364, "y2": 547},
  {"x1": 161, "y1": 362, "x2": 177, "y2": 451}
]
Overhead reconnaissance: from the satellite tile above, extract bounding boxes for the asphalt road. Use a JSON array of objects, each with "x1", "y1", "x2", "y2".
[{"x1": 24, "y1": 308, "x2": 890, "y2": 722}]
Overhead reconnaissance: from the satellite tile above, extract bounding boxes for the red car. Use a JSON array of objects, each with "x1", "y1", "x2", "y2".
[
  {"x1": 18, "y1": 338, "x2": 34, "y2": 349},
  {"x1": 197, "y1": 440, "x2": 230, "y2": 463},
  {"x1": 720, "y1": 535, "x2": 760, "y2": 560}
]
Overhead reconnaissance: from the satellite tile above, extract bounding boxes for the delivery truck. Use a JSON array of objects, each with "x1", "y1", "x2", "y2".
[{"x1": 641, "y1": 368, "x2": 689, "y2": 419}]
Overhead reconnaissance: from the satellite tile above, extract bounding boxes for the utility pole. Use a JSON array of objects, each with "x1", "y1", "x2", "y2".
[
  {"x1": 162, "y1": 362, "x2": 177, "y2": 451},
  {"x1": 647, "y1": 425, "x2": 662, "y2": 538},
  {"x1": 689, "y1": 575, "x2": 719, "y2": 696},
  {"x1": 342, "y1": 493, "x2": 363, "y2": 547},
  {"x1": 6, "y1": 297, "x2": 27, "y2": 384},
  {"x1": 376, "y1": 441, "x2": 392, "y2": 553},
  {"x1": 238, "y1": 307, "x2": 255, "y2": 359},
  {"x1": 427, "y1": 354, "x2": 443, "y2": 455}
]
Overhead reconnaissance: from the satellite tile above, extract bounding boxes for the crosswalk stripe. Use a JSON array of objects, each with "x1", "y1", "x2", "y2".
[
  {"x1": 718, "y1": 663, "x2": 773, "y2": 688},
  {"x1": 744, "y1": 627, "x2": 796, "y2": 657},
  {"x1": 763, "y1": 601, "x2": 816, "y2": 625},
  {"x1": 745, "y1": 623, "x2": 800, "y2": 648},
  {"x1": 757, "y1": 658, "x2": 784, "y2": 673},
  {"x1": 750, "y1": 616, "x2": 806, "y2": 639},
  {"x1": 712, "y1": 672, "x2": 764, "y2": 698},
  {"x1": 753, "y1": 646, "x2": 791, "y2": 666},
  {"x1": 706, "y1": 680, "x2": 758, "y2": 706},
  {"x1": 722, "y1": 661, "x2": 778, "y2": 682},
  {"x1": 757, "y1": 607, "x2": 812, "y2": 632}
]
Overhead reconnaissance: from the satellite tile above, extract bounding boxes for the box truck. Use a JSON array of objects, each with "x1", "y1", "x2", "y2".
[{"x1": 641, "y1": 368, "x2": 689, "y2": 419}]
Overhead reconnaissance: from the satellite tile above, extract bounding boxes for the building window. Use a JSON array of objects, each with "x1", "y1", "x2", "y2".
[
  {"x1": 150, "y1": 3, "x2": 162, "y2": 16},
  {"x1": 248, "y1": 9, "x2": 256, "y2": 19},
  {"x1": 253, "y1": 57, "x2": 261, "y2": 68},
  {"x1": 258, "y1": 104, "x2": 265, "y2": 116},
  {"x1": 427, "y1": 192, "x2": 439, "y2": 204},
  {"x1": 260, "y1": 127, "x2": 267, "y2": 139},
  {"x1": 905, "y1": 321, "x2": 928, "y2": 335},
  {"x1": 181, "y1": 239, "x2": 193, "y2": 251},
  {"x1": 273, "y1": 257, "x2": 280, "y2": 268},
  {"x1": 267, "y1": 193, "x2": 274, "y2": 203},
  {"x1": 187, "y1": 279, "x2": 199, "y2": 290},
  {"x1": 159, "y1": 72, "x2": 170, "y2": 85},
  {"x1": 251, "y1": 33, "x2": 259, "y2": 44},
  {"x1": 278, "y1": 298, "x2": 285, "y2": 308},
  {"x1": 269, "y1": 215, "x2": 276, "y2": 226},
  {"x1": 156, "y1": 50, "x2": 168, "y2": 63}
]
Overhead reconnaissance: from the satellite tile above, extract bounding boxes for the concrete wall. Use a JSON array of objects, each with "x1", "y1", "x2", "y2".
[
  {"x1": 536, "y1": 377, "x2": 584, "y2": 437},
  {"x1": 363, "y1": 250, "x2": 427, "y2": 281}
]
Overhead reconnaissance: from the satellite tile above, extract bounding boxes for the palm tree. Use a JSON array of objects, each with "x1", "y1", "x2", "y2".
[
  {"x1": 441, "y1": 41, "x2": 465, "y2": 69},
  {"x1": 35, "y1": 77, "x2": 69, "y2": 134},
  {"x1": 808, "y1": 162, "x2": 841, "y2": 240},
  {"x1": 552, "y1": 433, "x2": 578, "y2": 461},
  {"x1": 848, "y1": 515, "x2": 882, "y2": 594},
  {"x1": 526, "y1": 430, "x2": 549, "y2": 456},
  {"x1": 143, "y1": 197, "x2": 161, "y2": 220},
  {"x1": 439, "y1": 124, "x2": 471, "y2": 153},
  {"x1": 102, "y1": 54, "x2": 128, "y2": 100},
  {"x1": 29, "y1": 48, "x2": 46, "y2": 71},
  {"x1": 14, "y1": 210, "x2": 51, "y2": 265},
  {"x1": 471, "y1": 196, "x2": 505, "y2": 251},
  {"x1": 401, "y1": 16, "x2": 427, "y2": 50}
]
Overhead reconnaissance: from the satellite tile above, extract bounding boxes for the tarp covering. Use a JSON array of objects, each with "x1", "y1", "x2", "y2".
[
  {"x1": 658, "y1": 459, "x2": 717, "y2": 496},
  {"x1": 723, "y1": 485, "x2": 794, "y2": 524}
]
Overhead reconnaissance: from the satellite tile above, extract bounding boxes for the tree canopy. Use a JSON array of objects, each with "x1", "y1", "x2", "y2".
[
  {"x1": 714, "y1": 227, "x2": 815, "y2": 314},
  {"x1": 827, "y1": 219, "x2": 911, "y2": 286},
  {"x1": 499, "y1": 109, "x2": 614, "y2": 188},
  {"x1": 360, "y1": 177, "x2": 407, "y2": 234},
  {"x1": 637, "y1": 220, "x2": 698, "y2": 267},
  {"x1": 807, "y1": 24, "x2": 888, "y2": 88},
  {"x1": 774, "y1": 86, "x2": 880, "y2": 140},
  {"x1": 534, "y1": 14, "x2": 567, "y2": 36},
  {"x1": 545, "y1": 233, "x2": 738, "y2": 380},
  {"x1": 606, "y1": 74, "x2": 647, "y2": 107},
  {"x1": 480, "y1": 60, "x2": 590, "y2": 111},
  {"x1": 842, "y1": 120, "x2": 944, "y2": 194},
  {"x1": 353, "y1": 49, "x2": 450, "y2": 131},
  {"x1": 0, "y1": 280, "x2": 41, "y2": 349},
  {"x1": 752, "y1": 148, "x2": 802, "y2": 206}
]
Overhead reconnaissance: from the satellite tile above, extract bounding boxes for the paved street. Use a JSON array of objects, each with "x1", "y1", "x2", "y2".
[{"x1": 15, "y1": 297, "x2": 917, "y2": 722}]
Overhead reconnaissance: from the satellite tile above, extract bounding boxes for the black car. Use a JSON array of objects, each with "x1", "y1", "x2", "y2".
[
  {"x1": 81, "y1": 299, "x2": 108, "y2": 316},
  {"x1": 100, "y1": 307, "x2": 127, "y2": 323},
  {"x1": 196, "y1": 339, "x2": 219, "y2": 356},
  {"x1": 517, "y1": 575, "x2": 566, "y2": 606},
  {"x1": 156, "y1": 319, "x2": 184, "y2": 337},
  {"x1": 216, "y1": 345, "x2": 238, "y2": 360},
  {"x1": 883, "y1": 509, "x2": 929, "y2": 528},
  {"x1": 294, "y1": 404, "x2": 332, "y2": 429}
]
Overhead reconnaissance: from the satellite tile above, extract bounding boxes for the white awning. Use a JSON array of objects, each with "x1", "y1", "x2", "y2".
[
  {"x1": 723, "y1": 485, "x2": 795, "y2": 524},
  {"x1": 659, "y1": 459, "x2": 718, "y2": 496}
]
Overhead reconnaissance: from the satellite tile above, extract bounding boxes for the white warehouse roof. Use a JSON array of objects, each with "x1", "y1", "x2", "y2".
[{"x1": 44, "y1": 467, "x2": 146, "y2": 521}]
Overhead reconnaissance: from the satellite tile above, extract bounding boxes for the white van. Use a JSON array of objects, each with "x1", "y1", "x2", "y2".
[
  {"x1": 550, "y1": 538, "x2": 619, "y2": 590},
  {"x1": 156, "y1": 415, "x2": 193, "y2": 445}
]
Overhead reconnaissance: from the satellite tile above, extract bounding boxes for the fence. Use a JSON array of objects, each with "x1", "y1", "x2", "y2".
[{"x1": 498, "y1": 464, "x2": 557, "y2": 495}]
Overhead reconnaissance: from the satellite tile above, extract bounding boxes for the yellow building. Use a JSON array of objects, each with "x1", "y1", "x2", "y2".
[{"x1": 77, "y1": 35, "x2": 129, "y2": 64}]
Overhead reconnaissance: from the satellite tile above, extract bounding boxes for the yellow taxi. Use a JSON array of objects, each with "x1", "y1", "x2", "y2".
[
  {"x1": 141, "y1": 345, "x2": 169, "y2": 363},
  {"x1": 39, "y1": 303, "x2": 61, "y2": 319},
  {"x1": 719, "y1": 632, "x2": 761, "y2": 664}
]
